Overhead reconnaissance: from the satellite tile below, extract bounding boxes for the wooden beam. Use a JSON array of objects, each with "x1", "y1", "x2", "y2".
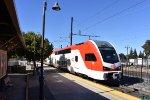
[{"x1": 0, "y1": 36, "x2": 16, "y2": 49}]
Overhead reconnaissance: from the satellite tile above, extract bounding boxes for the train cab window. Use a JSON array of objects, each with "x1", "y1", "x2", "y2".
[
  {"x1": 85, "y1": 53, "x2": 97, "y2": 61},
  {"x1": 75, "y1": 56, "x2": 78, "y2": 62},
  {"x1": 98, "y1": 47, "x2": 119, "y2": 63}
]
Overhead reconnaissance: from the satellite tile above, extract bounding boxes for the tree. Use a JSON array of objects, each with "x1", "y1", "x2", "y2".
[
  {"x1": 23, "y1": 31, "x2": 53, "y2": 75},
  {"x1": 139, "y1": 51, "x2": 144, "y2": 58},
  {"x1": 8, "y1": 31, "x2": 53, "y2": 61},
  {"x1": 142, "y1": 40, "x2": 150, "y2": 57},
  {"x1": 7, "y1": 31, "x2": 53, "y2": 75},
  {"x1": 133, "y1": 49, "x2": 138, "y2": 58},
  {"x1": 8, "y1": 41, "x2": 26, "y2": 59},
  {"x1": 119, "y1": 53, "x2": 126, "y2": 62},
  {"x1": 23, "y1": 31, "x2": 53, "y2": 61},
  {"x1": 129, "y1": 48, "x2": 134, "y2": 59}
]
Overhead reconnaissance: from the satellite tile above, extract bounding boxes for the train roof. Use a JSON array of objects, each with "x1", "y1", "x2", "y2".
[
  {"x1": 93, "y1": 40, "x2": 113, "y2": 48},
  {"x1": 52, "y1": 40, "x2": 113, "y2": 53}
]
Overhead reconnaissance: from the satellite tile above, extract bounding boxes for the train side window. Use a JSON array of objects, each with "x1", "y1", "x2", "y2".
[
  {"x1": 85, "y1": 53, "x2": 96, "y2": 61},
  {"x1": 75, "y1": 56, "x2": 78, "y2": 62}
]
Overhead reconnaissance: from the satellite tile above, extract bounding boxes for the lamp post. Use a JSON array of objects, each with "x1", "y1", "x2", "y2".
[
  {"x1": 125, "y1": 45, "x2": 130, "y2": 77},
  {"x1": 33, "y1": 33, "x2": 36, "y2": 76},
  {"x1": 125, "y1": 45, "x2": 130, "y2": 66},
  {"x1": 40, "y1": 0, "x2": 61, "y2": 100}
]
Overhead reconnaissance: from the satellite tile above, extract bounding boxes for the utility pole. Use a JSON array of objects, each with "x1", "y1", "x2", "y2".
[
  {"x1": 33, "y1": 33, "x2": 36, "y2": 76},
  {"x1": 141, "y1": 51, "x2": 145, "y2": 81},
  {"x1": 70, "y1": 17, "x2": 100, "y2": 45},
  {"x1": 125, "y1": 45, "x2": 130, "y2": 64},
  {"x1": 70, "y1": 17, "x2": 73, "y2": 46},
  {"x1": 125, "y1": 45, "x2": 130, "y2": 77}
]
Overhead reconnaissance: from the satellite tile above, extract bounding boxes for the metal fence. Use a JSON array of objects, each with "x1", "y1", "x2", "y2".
[{"x1": 122, "y1": 58, "x2": 150, "y2": 92}]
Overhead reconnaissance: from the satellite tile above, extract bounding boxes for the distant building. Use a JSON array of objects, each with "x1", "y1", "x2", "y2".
[{"x1": 129, "y1": 58, "x2": 150, "y2": 66}]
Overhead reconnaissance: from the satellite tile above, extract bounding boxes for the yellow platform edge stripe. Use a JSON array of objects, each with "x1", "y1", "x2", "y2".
[{"x1": 64, "y1": 73, "x2": 140, "y2": 100}]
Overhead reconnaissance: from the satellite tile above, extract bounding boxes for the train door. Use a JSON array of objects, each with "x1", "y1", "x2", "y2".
[
  {"x1": 85, "y1": 53, "x2": 97, "y2": 77},
  {"x1": 71, "y1": 55, "x2": 78, "y2": 72},
  {"x1": 66, "y1": 52, "x2": 74, "y2": 73},
  {"x1": 67, "y1": 50, "x2": 81, "y2": 73}
]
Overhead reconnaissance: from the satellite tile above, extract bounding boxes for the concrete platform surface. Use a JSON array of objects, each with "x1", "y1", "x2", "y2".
[{"x1": 0, "y1": 74, "x2": 26, "y2": 100}]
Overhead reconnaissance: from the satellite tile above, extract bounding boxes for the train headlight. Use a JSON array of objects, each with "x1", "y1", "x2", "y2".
[
  {"x1": 116, "y1": 66, "x2": 121, "y2": 71},
  {"x1": 103, "y1": 66, "x2": 110, "y2": 71}
]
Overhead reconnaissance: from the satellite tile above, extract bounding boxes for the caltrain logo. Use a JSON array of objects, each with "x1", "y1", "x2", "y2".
[
  {"x1": 111, "y1": 64, "x2": 116, "y2": 69},
  {"x1": 72, "y1": 58, "x2": 74, "y2": 62}
]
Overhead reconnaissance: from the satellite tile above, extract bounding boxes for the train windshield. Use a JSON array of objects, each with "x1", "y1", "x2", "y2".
[{"x1": 98, "y1": 47, "x2": 119, "y2": 63}]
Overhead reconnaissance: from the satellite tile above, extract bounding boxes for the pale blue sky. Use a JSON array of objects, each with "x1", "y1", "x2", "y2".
[{"x1": 15, "y1": 0, "x2": 150, "y2": 54}]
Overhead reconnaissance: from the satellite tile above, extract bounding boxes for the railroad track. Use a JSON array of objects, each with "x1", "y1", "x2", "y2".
[{"x1": 92, "y1": 76, "x2": 150, "y2": 98}]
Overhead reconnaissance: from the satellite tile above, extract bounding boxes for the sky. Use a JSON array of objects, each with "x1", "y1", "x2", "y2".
[{"x1": 14, "y1": 0, "x2": 150, "y2": 54}]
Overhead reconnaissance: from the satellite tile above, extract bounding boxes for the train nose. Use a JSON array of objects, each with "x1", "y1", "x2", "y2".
[
  {"x1": 113, "y1": 72, "x2": 122, "y2": 80},
  {"x1": 113, "y1": 73, "x2": 119, "y2": 80},
  {"x1": 104, "y1": 72, "x2": 122, "y2": 80}
]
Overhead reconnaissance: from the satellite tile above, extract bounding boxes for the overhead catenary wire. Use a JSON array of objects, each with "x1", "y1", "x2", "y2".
[
  {"x1": 81, "y1": 0, "x2": 120, "y2": 24},
  {"x1": 72, "y1": 33, "x2": 100, "y2": 40},
  {"x1": 73, "y1": 0, "x2": 120, "y2": 31},
  {"x1": 82, "y1": 0, "x2": 147, "y2": 32}
]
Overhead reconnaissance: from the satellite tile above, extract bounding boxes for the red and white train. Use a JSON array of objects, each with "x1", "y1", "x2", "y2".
[{"x1": 50, "y1": 40, "x2": 122, "y2": 80}]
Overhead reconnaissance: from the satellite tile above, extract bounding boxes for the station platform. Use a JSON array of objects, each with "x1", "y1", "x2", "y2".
[
  {"x1": 0, "y1": 67, "x2": 143, "y2": 100},
  {"x1": 0, "y1": 74, "x2": 26, "y2": 100},
  {"x1": 28, "y1": 73, "x2": 108, "y2": 100},
  {"x1": 28, "y1": 67, "x2": 141, "y2": 100}
]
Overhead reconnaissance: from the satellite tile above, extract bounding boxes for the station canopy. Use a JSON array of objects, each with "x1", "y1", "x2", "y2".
[{"x1": 0, "y1": 0, "x2": 25, "y2": 50}]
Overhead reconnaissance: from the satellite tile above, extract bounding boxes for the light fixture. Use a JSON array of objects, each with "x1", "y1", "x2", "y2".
[{"x1": 52, "y1": 2, "x2": 61, "y2": 11}]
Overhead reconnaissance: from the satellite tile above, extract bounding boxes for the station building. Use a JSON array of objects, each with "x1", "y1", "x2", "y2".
[{"x1": 0, "y1": 0, "x2": 25, "y2": 80}]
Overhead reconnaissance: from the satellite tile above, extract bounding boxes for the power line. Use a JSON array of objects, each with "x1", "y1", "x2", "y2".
[
  {"x1": 114, "y1": 32, "x2": 150, "y2": 42},
  {"x1": 81, "y1": 0, "x2": 120, "y2": 24},
  {"x1": 82, "y1": 0, "x2": 147, "y2": 32},
  {"x1": 73, "y1": 0, "x2": 120, "y2": 30}
]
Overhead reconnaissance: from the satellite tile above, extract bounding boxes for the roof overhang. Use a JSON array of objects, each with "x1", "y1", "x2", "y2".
[{"x1": 0, "y1": 0, "x2": 25, "y2": 50}]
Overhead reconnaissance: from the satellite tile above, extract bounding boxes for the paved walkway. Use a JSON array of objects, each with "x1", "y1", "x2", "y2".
[
  {"x1": 0, "y1": 74, "x2": 26, "y2": 100},
  {"x1": 1, "y1": 66, "x2": 148, "y2": 100},
  {"x1": 28, "y1": 67, "x2": 139, "y2": 100},
  {"x1": 28, "y1": 73, "x2": 55, "y2": 100}
]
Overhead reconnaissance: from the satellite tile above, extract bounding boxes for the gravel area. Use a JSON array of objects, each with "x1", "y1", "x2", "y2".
[{"x1": 121, "y1": 75, "x2": 150, "y2": 96}]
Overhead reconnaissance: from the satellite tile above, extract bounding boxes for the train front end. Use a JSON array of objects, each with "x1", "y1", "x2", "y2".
[{"x1": 94, "y1": 40, "x2": 122, "y2": 80}]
